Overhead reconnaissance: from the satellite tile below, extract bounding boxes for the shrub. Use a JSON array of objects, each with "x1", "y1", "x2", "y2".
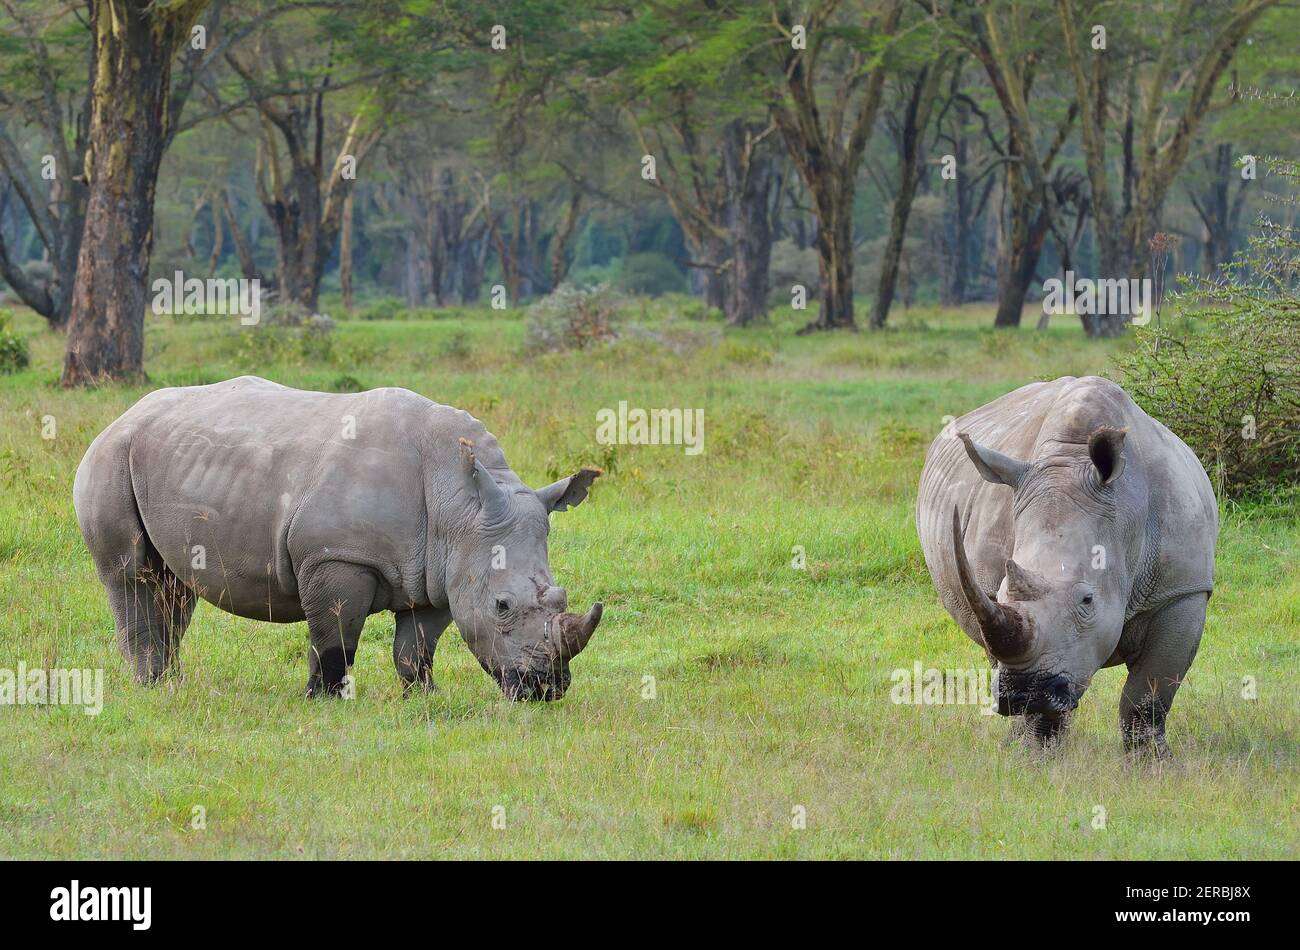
[
  {"x1": 257, "y1": 302, "x2": 305, "y2": 326},
  {"x1": 0, "y1": 310, "x2": 30, "y2": 375},
  {"x1": 329, "y1": 374, "x2": 365, "y2": 392},
  {"x1": 1117, "y1": 303, "x2": 1300, "y2": 497},
  {"x1": 714, "y1": 338, "x2": 774, "y2": 367},
  {"x1": 439, "y1": 330, "x2": 473, "y2": 361},
  {"x1": 525, "y1": 284, "x2": 622, "y2": 353},
  {"x1": 225, "y1": 315, "x2": 335, "y2": 366},
  {"x1": 1116, "y1": 163, "x2": 1300, "y2": 497},
  {"x1": 663, "y1": 294, "x2": 723, "y2": 322},
  {"x1": 359, "y1": 297, "x2": 407, "y2": 321},
  {"x1": 616, "y1": 252, "x2": 687, "y2": 297}
]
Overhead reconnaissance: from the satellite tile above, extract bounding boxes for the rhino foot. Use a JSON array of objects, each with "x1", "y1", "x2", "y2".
[
  {"x1": 1006, "y1": 712, "x2": 1072, "y2": 755},
  {"x1": 399, "y1": 675, "x2": 440, "y2": 695}
]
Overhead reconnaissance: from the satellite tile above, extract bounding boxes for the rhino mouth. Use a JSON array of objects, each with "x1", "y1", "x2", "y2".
[
  {"x1": 997, "y1": 670, "x2": 1081, "y2": 716},
  {"x1": 496, "y1": 665, "x2": 572, "y2": 702},
  {"x1": 484, "y1": 603, "x2": 602, "y2": 702}
]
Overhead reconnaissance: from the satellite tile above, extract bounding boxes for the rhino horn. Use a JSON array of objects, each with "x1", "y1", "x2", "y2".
[
  {"x1": 951, "y1": 506, "x2": 1033, "y2": 662},
  {"x1": 1004, "y1": 558, "x2": 1050, "y2": 601},
  {"x1": 555, "y1": 602, "x2": 603, "y2": 662}
]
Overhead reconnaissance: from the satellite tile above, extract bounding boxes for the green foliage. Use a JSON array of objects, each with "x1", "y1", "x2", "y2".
[
  {"x1": 0, "y1": 309, "x2": 30, "y2": 374},
  {"x1": 329, "y1": 373, "x2": 365, "y2": 392},
  {"x1": 222, "y1": 319, "x2": 335, "y2": 366},
  {"x1": 1117, "y1": 160, "x2": 1300, "y2": 498},
  {"x1": 616, "y1": 252, "x2": 687, "y2": 297},
  {"x1": 358, "y1": 297, "x2": 408, "y2": 321},
  {"x1": 438, "y1": 330, "x2": 473, "y2": 361},
  {"x1": 1118, "y1": 297, "x2": 1300, "y2": 498}
]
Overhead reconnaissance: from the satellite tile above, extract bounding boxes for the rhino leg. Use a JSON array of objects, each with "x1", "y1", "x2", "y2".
[
  {"x1": 393, "y1": 605, "x2": 449, "y2": 693},
  {"x1": 1120, "y1": 592, "x2": 1208, "y2": 757},
  {"x1": 302, "y1": 563, "x2": 379, "y2": 698},
  {"x1": 105, "y1": 554, "x2": 195, "y2": 683}
]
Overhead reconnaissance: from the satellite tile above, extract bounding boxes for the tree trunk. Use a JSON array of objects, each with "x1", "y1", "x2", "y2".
[
  {"x1": 941, "y1": 135, "x2": 972, "y2": 307},
  {"x1": 403, "y1": 231, "x2": 422, "y2": 308},
  {"x1": 340, "y1": 190, "x2": 355, "y2": 312},
  {"x1": 872, "y1": 64, "x2": 939, "y2": 329},
  {"x1": 729, "y1": 201, "x2": 772, "y2": 327},
  {"x1": 994, "y1": 207, "x2": 1049, "y2": 328},
  {"x1": 550, "y1": 191, "x2": 582, "y2": 290},
  {"x1": 459, "y1": 227, "x2": 487, "y2": 304},
  {"x1": 220, "y1": 189, "x2": 263, "y2": 282},
  {"x1": 266, "y1": 162, "x2": 325, "y2": 311},
  {"x1": 723, "y1": 122, "x2": 776, "y2": 327},
  {"x1": 62, "y1": 0, "x2": 203, "y2": 385},
  {"x1": 701, "y1": 233, "x2": 731, "y2": 314},
  {"x1": 802, "y1": 184, "x2": 856, "y2": 332}
]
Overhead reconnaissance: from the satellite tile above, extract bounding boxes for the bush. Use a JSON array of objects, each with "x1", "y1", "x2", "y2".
[
  {"x1": 0, "y1": 310, "x2": 30, "y2": 375},
  {"x1": 261, "y1": 302, "x2": 312, "y2": 327},
  {"x1": 616, "y1": 252, "x2": 687, "y2": 297},
  {"x1": 525, "y1": 284, "x2": 622, "y2": 353},
  {"x1": 439, "y1": 330, "x2": 473, "y2": 361},
  {"x1": 1117, "y1": 304, "x2": 1300, "y2": 497},
  {"x1": 1116, "y1": 171, "x2": 1300, "y2": 498},
  {"x1": 329, "y1": 374, "x2": 365, "y2": 392},
  {"x1": 359, "y1": 297, "x2": 407, "y2": 321},
  {"x1": 225, "y1": 316, "x2": 335, "y2": 366}
]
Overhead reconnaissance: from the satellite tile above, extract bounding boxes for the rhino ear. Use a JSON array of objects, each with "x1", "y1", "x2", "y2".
[
  {"x1": 458, "y1": 438, "x2": 512, "y2": 524},
  {"x1": 536, "y1": 468, "x2": 602, "y2": 513},
  {"x1": 1088, "y1": 427, "x2": 1127, "y2": 486},
  {"x1": 958, "y1": 433, "x2": 1029, "y2": 489}
]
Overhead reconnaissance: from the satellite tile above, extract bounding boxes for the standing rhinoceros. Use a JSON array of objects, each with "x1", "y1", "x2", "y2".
[
  {"x1": 916, "y1": 376, "x2": 1217, "y2": 754},
  {"x1": 73, "y1": 376, "x2": 604, "y2": 701}
]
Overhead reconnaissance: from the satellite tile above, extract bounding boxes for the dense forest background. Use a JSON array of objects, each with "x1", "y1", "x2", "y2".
[{"x1": 1, "y1": 0, "x2": 1297, "y2": 383}]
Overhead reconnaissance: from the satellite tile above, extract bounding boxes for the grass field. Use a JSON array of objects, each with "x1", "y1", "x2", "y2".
[{"x1": 1, "y1": 300, "x2": 1297, "y2": 859}]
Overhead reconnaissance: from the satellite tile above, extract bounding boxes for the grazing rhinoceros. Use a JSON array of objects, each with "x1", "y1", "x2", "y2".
[
  {"x1": 73, "y1": 376, "x2": 604, "y2": 701},
  {"x1": 916, "y1": 376, "x2": 1217, "y2": 754}
]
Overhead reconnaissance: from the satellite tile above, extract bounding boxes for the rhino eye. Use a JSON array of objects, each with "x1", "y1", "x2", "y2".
[
  {"x1": 495, "y1": 595, "x2": 516, "y2": 617},
  {"x1": 1080, "y1": 593, "x2": 1094, "y2": 606}
]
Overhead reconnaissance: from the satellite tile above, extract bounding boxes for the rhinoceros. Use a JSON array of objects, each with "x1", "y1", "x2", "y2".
[
  {"x1": 916, "y1": 376, "x2": 1217, "y2": 754},
  {"x1": 73, "y1": 376, "x2": 605, "y2": 701}
]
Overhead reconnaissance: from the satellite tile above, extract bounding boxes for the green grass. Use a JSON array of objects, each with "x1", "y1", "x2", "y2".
[{"x1": 0, "y1": 301, "x2": 1296, "y2": 859}]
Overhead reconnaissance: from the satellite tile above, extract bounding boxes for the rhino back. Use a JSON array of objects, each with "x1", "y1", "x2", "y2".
[{"x1": 91, "y1": 376, "x2": 500, "y2": 620}]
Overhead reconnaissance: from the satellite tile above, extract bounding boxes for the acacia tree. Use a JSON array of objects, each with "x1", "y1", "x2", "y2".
[
  {"x1": 930, "y1": 69, "x2": 1003, "y2": 305},
  {"x1": 944, "y1": 0, "x2": 1080, "y2": 329},
  {"x1": 870, "y1": 58, "x2": 947, "y2": 328},
  {"x1": 0, "y1": 0, "x2": 91, "y2": 329},
  {"x1": 763, "y1": 0, "x2": 904, "y2": 332},
  {"x1": 61, "y1": 0, "x2": 208, "y2": 384},
  {"x1": 607, "y1": 5, "x2": 783, "y2": 326},
  {"x1": 223, "y1": 25, "x2": 385, "y2": 310},
  {"x1": 1057, "y1": 0, "x2": 1278, "y2": 321}
]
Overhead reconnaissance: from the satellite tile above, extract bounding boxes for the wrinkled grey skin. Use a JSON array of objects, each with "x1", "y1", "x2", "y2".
[
  {"x1": 917, "y1": 376, "x2": 1217, "y2": 754},
  {"x1": 73, "y1": 376, "x2": 604, "y2": 701}
]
